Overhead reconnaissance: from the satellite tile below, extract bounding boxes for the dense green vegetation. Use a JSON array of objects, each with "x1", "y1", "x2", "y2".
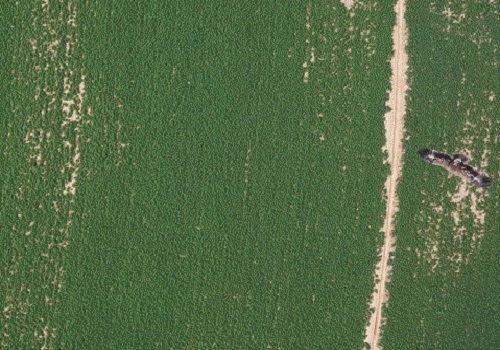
[
  {"x1": 7, "y1": 1, "x2": 498, "y2": 349},
  {"x1": 383, "y1": 1, "x2": 500, "y2": 349},
  {"x1": 1, "y1": 1, "x2": 393, "y2": 349}
]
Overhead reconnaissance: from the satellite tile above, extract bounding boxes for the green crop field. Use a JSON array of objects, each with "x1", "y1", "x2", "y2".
[
  {"x1": 0, "y1": 1, "x2": 497, "y2": 349},
  {"x1": 383, "y1": 1, "x2": 500, "y2": 349}
]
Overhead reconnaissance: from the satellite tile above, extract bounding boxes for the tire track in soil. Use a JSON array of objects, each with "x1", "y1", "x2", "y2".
[{"x1": 364, "y1": 0, "x2": 408, "y2": 348}]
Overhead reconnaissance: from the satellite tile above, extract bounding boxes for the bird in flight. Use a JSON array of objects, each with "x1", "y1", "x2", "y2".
[{"x1": 418, "y1": 149, "x2": 491, "y2": 188}]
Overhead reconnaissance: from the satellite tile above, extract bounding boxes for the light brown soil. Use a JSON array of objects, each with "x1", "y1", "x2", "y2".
[
  {"x1": 340, "y1": 0, "x2": 355, "y2": 10},
  {"x1": 364, "y1": 0, "x2": 408, "y2": 348}
]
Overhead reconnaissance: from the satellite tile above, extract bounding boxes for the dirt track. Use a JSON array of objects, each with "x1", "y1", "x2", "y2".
[{"x1": 364, "y1": 0, "x2": 408, "y2": 348}]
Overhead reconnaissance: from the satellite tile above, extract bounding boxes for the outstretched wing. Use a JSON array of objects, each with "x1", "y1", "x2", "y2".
[
  {"x1": 456, "y1": 160, "x2": 492, "y2": 188},
  {"x1": 468, "y1": 171, "x2": 492, "y2": 188},
  {"x1": 418, "y1": 148, "x2": 491, "y2": 188},
  {"x1": 418, "y1": 148, "x2": 451, "y2": 166},
  {"x1": 418, "y1": 148, "x2": 434, "y2": 163}
]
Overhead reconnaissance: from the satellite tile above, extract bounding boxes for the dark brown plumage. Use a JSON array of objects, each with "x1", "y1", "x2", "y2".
[{"x1": 418, "y1": 148, "x2": 491, "y2": 188}]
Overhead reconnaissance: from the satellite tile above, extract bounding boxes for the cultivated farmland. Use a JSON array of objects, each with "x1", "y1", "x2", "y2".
[
  {"x1": 0, "y1": 1, "x2": 498, "y2": 349},
  {"x1": 383, "y1": 1, "x2": 499, "y2": 349}
]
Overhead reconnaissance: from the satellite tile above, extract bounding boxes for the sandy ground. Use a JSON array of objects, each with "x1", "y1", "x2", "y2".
[
  {"x1": 340, "y1": 0, "x2": 355, "y2": 10},
  {"x1": 364, "y1": 0, "x2": 408, "y2": 348}
]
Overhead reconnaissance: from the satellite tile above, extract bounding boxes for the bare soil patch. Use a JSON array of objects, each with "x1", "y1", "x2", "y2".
[{"x1": 340, "y1": 0, "x2": 355, "y2": 10}]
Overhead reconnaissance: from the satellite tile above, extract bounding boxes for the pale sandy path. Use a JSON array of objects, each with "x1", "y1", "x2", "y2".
[{"x1": 364, "y1": 0, "x2": 408, "y2": 349}]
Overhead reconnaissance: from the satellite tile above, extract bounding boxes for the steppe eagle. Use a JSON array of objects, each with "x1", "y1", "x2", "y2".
[{"x1": 418, "y1": 148, "x2": 491, "y2": 188}]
